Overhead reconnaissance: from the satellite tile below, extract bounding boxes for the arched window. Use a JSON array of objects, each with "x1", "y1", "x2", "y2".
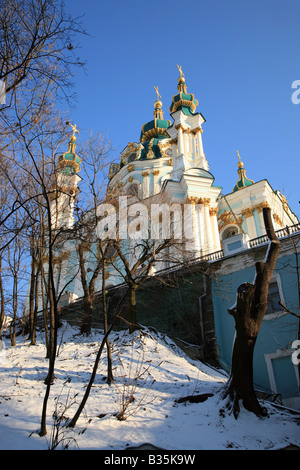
[
  {"x1": 222, "y1": 225, "x2": 239, "y2": 240},
  {"x1": 127, "y1": 183, "x2": 139, "y2": 198},
  {"x1": 127, "y1": 153, "x2": 136, "y2": 163}
]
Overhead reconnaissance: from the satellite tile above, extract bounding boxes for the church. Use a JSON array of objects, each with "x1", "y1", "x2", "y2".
[{"x1": 38, "y1": 67, "x2": 300, "y2": 409}]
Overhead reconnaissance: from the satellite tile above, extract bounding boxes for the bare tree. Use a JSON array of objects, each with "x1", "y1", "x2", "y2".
[
  {"x1": 221, "y1": 207, "x2": 281, "y2": 418},
  {"x1": 0, "y1": 0, "x2": 88, "y2": 438},
  {"x1": 6, "y1": 214, "x2": 27, "y2": 346},
  {"x1": 67, "y1": 288, "x2": 129, "y2": 429},
  {"x1": 106, "y1": 195, "x2": 189, "y2": 333},
  {"x1": 69, "y1": 133, "x2": 115, "y2": 383},
  {"x1": 0, "y1": 0, "x2": 86, "y2": 148}
]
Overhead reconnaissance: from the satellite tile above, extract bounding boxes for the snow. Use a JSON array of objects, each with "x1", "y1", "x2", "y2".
[{"x1": 0, "y1": 321, "x2": 299, "y2": 451}]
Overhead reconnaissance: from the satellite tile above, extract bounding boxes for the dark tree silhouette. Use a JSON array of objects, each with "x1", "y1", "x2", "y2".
[{"x1": 222, "y1": 207, "x2": 281, "y2": 418}]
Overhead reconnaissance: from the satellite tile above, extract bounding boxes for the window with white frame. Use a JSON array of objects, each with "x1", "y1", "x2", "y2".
[
  {"x1": 265, "y1": 273, "x2": 284, "y2": 318},
  {"x1": 221, "y1": 225, "x2": 239, "y2": 240}
]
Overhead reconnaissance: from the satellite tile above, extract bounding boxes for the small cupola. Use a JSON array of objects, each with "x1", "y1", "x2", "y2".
[
  {"x1": 169, "y1": 65, "x2": 198, "y2": 116},
  {"x1": 232, "y1": 151, "x2": 254, "y2": 192},
  {"x1": 57, "y1": 123, "x2": 81, "y2": 176}
]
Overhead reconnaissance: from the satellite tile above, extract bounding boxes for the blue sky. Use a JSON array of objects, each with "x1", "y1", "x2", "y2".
[{"x1": 64, "y1": 0, "x2": 300, "y2": 219}]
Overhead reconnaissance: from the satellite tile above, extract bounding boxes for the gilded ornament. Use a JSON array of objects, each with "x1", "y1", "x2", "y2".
[
  {"x1": 241, "y1": 207, "x2": 254, "y2": 218},
  {"x1": 254, "y1": 201, "x2": 270, "y2": 213},
  {"x1": 146, "y1": 139, "x2": 154, "y2": 159},
  {"x1": 209, "y1": 207, "x2": 218, "y2": 216},
  {"x1": 177, "y1": 64, "x2": 185, "y2": 79},
  {"x1": 154, "y1": 85, "x2": 161, "y2": 101},
  {"x1": 186, "y1": 196, "x2": 199, "y2": 205},
  {"x1": 192, "y1": 126, "x2": 203, "y2": 134},
  {"x1": 273, "y1": 213, "x2": 283, "y2": 227},
  {"x1": 218, "y1": 210, "x2": 243, "y2": 230},
  {"x1": 66, "y1": 121, "x2": 79, "y2": 139}
]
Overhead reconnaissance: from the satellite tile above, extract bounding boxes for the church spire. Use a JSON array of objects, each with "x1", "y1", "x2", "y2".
[
  {"x1": 51, "y1": 122, "x2": 82, "y2": 230},
  {"x1": 233, "y1": 151, "x2": 254, "y2": 192},
  {"x1": 169, "y1": 65, "x2": 198, "y2": 115},
  {"x1": 140, "y1": 87, "x2": 171, "y2": 144},
  {"x1": 57, "y1": 122, "x2": 81, "y2": 175},
  {"x1": 153, "y1": 86, "x2": 164, "y2": 120}
]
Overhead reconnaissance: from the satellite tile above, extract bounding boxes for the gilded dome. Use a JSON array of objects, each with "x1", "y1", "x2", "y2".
[
  {"x1": 169, "y1": 74, "x2": 198, "y2": 116},
  {"x1": 57, "y1": 137, "x2": 81, "y2": 175},
  {"x1": 140, "y1": 97, "x2": 171, "y2": 144}
]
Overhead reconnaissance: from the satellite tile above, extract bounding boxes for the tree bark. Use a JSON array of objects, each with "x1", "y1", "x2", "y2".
[
  {"x1": 128, "y1": 285, "x2": 138, "y2": 333},
  {"x1": 0, "y1": 257, "x2": 5, "y2": 339},
  {"x1": 102, "y1": 259, "x2": 113, "y2": 385},
  {"x1": 68, "y1": 288, "x2": 129, "y2": 428},
  {"x1": 222, "y1": 208, "x2": 281, "y2": 418}
]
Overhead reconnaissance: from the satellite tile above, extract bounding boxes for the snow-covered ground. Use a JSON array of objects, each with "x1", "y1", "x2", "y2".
[{"x1": 0, "y1": 322, "x2": 299, "y2": 451}]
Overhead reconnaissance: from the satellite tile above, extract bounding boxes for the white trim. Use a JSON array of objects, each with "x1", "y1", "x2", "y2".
[
  {"x1": 263, "y1": 271, "x2": 286, "y2": 320},
  {"x1": 264, "y1": 348, "x2": 299, "y2": 394},
  {"x1": 220, "y1": 224, "x2": 240, "y2": 240}
]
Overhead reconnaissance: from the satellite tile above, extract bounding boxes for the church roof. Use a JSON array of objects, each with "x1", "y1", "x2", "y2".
[
  {"x1": 139, "y1": 89, "x2": 171, "y2": 144},
  {"x1": 169, "y1": 66, "x2": 198, "y2": 115},
  {"x1": 137, "y1": 87, "x2": 171, "y2": 160},
  {"x1": 232, "y1": 151, "x2": 254, "y2": 192},
  {"x1": 57, "y1": 130, "x2": 81, "y2": 176}
]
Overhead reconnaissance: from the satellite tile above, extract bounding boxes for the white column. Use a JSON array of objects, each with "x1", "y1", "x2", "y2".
[
  {"x1": 196, "y1": 129, "x2": 209, "y2": 171},
  {"x1": 142, "y1": 171, "x2": 150, "y2": 198},
  {"x1": 197, "y1": 201, "x2": 205, "y2": 255},
  {"x1": 177, "y1": 126, "x2": 184, "y2": 155},
  {"x1": 190, "y1": 201, "x2": 200, "y2": 255},
  {"x1": 196, "y1": 130, "x2": 204, "y2": 159},
  {"x1": 203, "y1": 199, "x2": 213, "y2": 254},
  {"x1": 152, "y1": 170, "x2": 160, "y2": 195},
  {"x1": 209, "y1": 207, "x2": 221, "y2": 251},
  {"x1": 172, "y1": 141, "x2": 177, "y2": 168},
  {"x1": 192, "y1": 132, "x2": 197, "y2": 161},
  {"x1": 243, "y1": 209, "x2": 256, "y2": 239}
]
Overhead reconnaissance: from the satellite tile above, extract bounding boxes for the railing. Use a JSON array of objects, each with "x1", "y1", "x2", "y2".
[
  {"x1": 249, "y1": 223, "x2": 300, "y2": 249},
  {"x1": 53, "y1": 222, "x2": 300, "y2": 312},
  {"x1": 153, "y1": 223, "x2": 300, "y2": 278}
]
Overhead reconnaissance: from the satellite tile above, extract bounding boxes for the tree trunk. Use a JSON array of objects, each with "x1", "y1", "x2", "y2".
[
  {"x1": 80, "y1": 295, "x2": 93, "y2": 335},
  {"x1": 39, "y1": 253, "x2": 59, "y2": 436},
  {"x1": 28, "y1": 249, "x2": 37, "y2": 344},
  {"x1": 68, "y1": 288, "x2": 128, "y2": 428},
  {"x1": 30, "y1": 268, "x2": 40, "y2": 346},
  {"x1": 128, "y1": 285, "x2": 137, "y2": 333},
  {"x1": 102, "y1": 260, "x2": 113, "y2": 385},
  {"x1": 0, "y1": 257, "x2": 5, "y2": 339},
  {"x1": 222, "y1": 208, "x2": 281, "y2": 418},
  {"x1": 224, "y1": 281, "x2": 267, "y2": 417}
]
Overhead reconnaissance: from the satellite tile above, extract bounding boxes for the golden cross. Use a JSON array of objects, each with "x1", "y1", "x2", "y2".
[
  {"x1": 68, "y1": 122, "x2": 79, "y2": 138},
  {"x1": 177, "y1": 64, "x2": 184, "y2": 78},
  {"x1": 154, "y1": 85, "x2": 161, "y2": 101}
]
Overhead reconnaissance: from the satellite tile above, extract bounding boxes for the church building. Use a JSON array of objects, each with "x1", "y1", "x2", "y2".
[{"x1": 36, "y1": 67, "x2": 300, "y2": 409}]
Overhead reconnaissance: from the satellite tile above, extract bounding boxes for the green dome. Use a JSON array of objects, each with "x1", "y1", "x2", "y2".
[
  {"x1": 233, "y1": 175, "x2": 254, "y2": 192},
  {"x1": 140, "y1": 98, "x2": 171, "y2": 144},
  {"x1": 139, "y1": 136, "x2": 167, "y2": 160},
  {"x1": 232, "y1": 152, "x2": 254, "y2": 192},
  {"x1": 57, "y1": 137, "x2": 81, "y2": 175},
  {"x1": 169, "y1": 77, "x2": 198, "y2": 115}
]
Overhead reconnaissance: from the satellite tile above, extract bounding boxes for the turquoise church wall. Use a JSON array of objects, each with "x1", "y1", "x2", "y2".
[{"x1": 212, "y1": 250, "x2": 300, "y2": 400}]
